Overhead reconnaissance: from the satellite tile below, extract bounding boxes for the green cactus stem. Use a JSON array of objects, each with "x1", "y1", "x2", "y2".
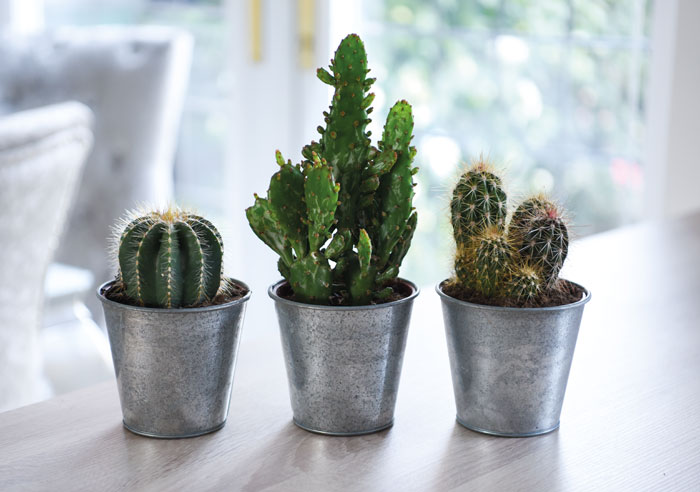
[
  {"x1": 347, "y1": 228, "x2": 376, "y2": 304},
  {"x1": 246, "y1": 152, "x2": 339, "y2": 304},
  {"x1": 373, "y1": 101, "x2": 417, "y2": 267},
  {"x1": 306, "y1": 33, "x2": 373, "y2": 232},
  {"x1": 507, "y1": 264, "x2": 543, "y2": 303},
  {"x1": 512, "y1": 212, "x2": 569, "y2": 288},
  {"x1": 451, "y1": 160, "x2": 507, "y2": 245},
  {"x1": 469, "y1": 226, "x2": 514, "y2": 298},
  {"x1": 117, "y1": 207, "x2": 223, "y2": 308}
]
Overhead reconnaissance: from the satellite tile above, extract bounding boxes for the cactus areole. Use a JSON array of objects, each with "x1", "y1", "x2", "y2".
[
  {"x1": 114, "y1": 207, "x2": 228, "y2": 309},
  {"x1": 246, "y1": 34, "x2": 418, "y2": 305}
]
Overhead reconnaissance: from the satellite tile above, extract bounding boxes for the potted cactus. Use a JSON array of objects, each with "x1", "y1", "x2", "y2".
[
  {"x1": 246, "y1": 34, "x2": 419, "y2": 435},
  {"x1": 97, "y1": 206, "x2": 251, "y2": 438},
  {"x1": 437, "y1": 160, "x2": 590, "y2": 437}
]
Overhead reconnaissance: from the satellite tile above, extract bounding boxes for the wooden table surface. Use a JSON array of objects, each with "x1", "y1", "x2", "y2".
[{"x1": 2, "y1": 214, "x2": 700, "y2": 491}]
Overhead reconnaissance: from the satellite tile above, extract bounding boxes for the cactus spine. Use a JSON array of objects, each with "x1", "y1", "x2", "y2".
[
  {"x1": 117, "y1": 207, "x2": 223, "y2": 308},
  {"x1": 247, "y1": 34, "x2": 418, "y2": 305}
]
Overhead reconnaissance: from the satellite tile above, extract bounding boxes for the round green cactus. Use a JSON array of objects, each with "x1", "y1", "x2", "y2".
[
  {"x1": 451, "y1": 160, "x2": 507, "y2": 245},
  {"x1": 117, "y1": 207, "x2": 223, "y2": 308},
  {"x1": 507, "y1": 264, "x2": 543, "y2": 303}
]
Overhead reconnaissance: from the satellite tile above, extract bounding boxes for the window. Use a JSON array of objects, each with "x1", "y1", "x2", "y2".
[{"x1": 42, "y1": 0, "x2": 652, "y2": 286}]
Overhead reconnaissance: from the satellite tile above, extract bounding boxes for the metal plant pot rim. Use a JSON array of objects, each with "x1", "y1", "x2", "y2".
[
  {"x1": 435, "y1": 279, "x2": 591, "y2": 312},
  {"x1": 268, "y1": 278, "x2": 420, "y2": 311},
  {"x1": 97, "y1": 279, "x2": 252, "y2": 314}
]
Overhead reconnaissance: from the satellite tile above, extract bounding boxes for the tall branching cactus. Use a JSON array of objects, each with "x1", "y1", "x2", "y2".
[
  {"x1": 247, "y1": 34, "x2": 418, "y2": 305},
  {"x1": 450, "y1": 162, "x2": 569, "y2": 305},
  {"x1": 116, "y1": 207, "x2": 224, "y2": 308}
]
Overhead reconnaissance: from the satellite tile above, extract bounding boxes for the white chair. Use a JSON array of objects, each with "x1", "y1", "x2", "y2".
[
  {"x1": 0, "y1": 102, "x2": 93, "y2": 411},
  {"x1": 0, "y1": 26, "x2": 193, "y2": 317}
]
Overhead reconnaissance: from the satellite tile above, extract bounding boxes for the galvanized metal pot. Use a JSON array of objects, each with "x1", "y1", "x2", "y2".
[
  {"x1": 269, "y1": 279, "x2": 419, "y2": 436},
  {"x1": 97, "y1": 280, "x2": 251, "y2": 438},
  {"x1": 437, "y1": 280, "x2": 590, "y2": 437}
]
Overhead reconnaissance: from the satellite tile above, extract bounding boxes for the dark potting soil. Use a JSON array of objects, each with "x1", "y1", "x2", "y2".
[
  {"x1": 441, "y1": 278, "x2": 584, "y2": 308},
  {"x1": 277, "y1": 278, "x2": 414, "y2": 306},
  {"x1": 102, "y1": 277, "x2": 249, "y2": 308}
]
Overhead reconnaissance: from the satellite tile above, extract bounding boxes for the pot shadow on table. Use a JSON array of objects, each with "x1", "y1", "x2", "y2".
[
  {"x1": 428, "y1": 423, "x2": 568, "y2": 490},
  {"x1": 230, "y1": 420, "x2": 399, "y2": 491},
  {"x1": 111, "y1": 423, "x2": 244, "y2": 489}
]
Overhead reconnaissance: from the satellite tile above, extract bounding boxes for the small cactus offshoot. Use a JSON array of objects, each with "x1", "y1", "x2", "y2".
[
  {"x1": 468, "y1": 226, "x2": 514, "y2": 298},
  {"x1": 507, "y1": 264, "x2": 542, "y2": 303},
  {"x1": 449, "y1": 163, "x2": 572, "y2": 306},
  {"x1": 247, "y1": 34, "x2": 418, "y2": 305},
  {"x1": 116, "y1": 206, "x2": 224, "y2": 308}
]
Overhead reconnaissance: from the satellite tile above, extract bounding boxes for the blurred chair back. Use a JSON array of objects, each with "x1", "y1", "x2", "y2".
[
  {"x1": 0, "y1": 102, "x2": 93, "y2": 411},
  {"x1": 0, "y1": 26, "x2": 193, "y2": 311}
]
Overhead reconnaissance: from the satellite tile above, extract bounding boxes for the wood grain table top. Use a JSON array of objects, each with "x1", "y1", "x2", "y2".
[{"x1": 2, "y1": 214, "x2": 700, "y2": 491}]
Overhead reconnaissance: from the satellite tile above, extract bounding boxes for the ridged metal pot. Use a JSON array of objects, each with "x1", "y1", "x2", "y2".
[
  {"x1": 97, "y1": 279, "x2": 251, "y2": 438},
  {"x1": 437, "y1": 280, "x2": 590, "y2": 437},
  {"x1": 269, "y1": 279, "x2": 419, "y2": 436}
]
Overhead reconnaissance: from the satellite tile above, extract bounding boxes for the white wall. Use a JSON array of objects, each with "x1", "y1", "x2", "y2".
[{"x1": 647, "y1": 0, "x2": 700, "y2": 218}]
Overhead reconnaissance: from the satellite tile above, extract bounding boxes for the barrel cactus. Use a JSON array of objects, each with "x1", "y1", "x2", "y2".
[
  {"x1": 449, "y1": 163, "x2": 571, "y2": 305},
  {"x1": 116, "y1": 207, "x2": 224, "y2": 308},
  {"x1": 247, "y1": 34, "x2": 418, "y2": 305}
]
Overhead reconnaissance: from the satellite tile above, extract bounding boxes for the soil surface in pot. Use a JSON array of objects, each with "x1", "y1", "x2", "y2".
[
  {"x1": 102, "y1": 277, "x2": 249, "y2": 308},
  {"x1": 442, "y1": 278, "x2": 584, "y2": 308},
  {"x1": 276, "y1": 278, "x2": 414, "y2": 306}
]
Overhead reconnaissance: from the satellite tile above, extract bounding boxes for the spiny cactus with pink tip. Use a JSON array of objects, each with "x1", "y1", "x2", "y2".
[
  {"x1": 450, "y1": 163, "x2": 570, "y2": 305},
  {"x1": 509, "y1": 196, "x2": 569, "y2": 288}
]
